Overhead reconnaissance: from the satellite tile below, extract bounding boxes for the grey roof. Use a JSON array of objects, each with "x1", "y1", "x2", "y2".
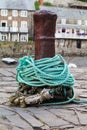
[
  {"x1": 40, "y1": 6, "x2": 87, "y2": 20},
  {"x1": 0, "y1": 0, "x2": 35, "y2": 10}
]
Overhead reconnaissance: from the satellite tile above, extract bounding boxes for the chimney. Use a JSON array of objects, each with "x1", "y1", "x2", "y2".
[{"x1": 39, "y1": 0, "x2": 43, "y2": 5}]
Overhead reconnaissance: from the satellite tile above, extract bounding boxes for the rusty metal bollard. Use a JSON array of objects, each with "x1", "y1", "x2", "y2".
[{"x1": 34, "y1": 10, "x2": 57, "y2": 60}]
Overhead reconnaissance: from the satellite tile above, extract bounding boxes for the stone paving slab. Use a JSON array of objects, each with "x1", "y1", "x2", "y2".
[
  {"x1": 0, "y1": 63, "x2": 87, "y2": 130},
  {"x1": 0, "y1": 124, "x2": 10, "y2": 130},
  {"x1": 29, "y1": 108, "x2": 69, "y2": 127},
  {"x1": 13, "y1": 107, "x2": 43, "y2": 128}
]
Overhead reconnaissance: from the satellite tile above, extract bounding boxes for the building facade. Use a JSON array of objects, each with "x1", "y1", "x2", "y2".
[
  {"x1": 0, "y1": 0, "x2": 35, "y2": 42},
  {"x1": 40, "y1": 6, "x2": 87, "y2": 40}
]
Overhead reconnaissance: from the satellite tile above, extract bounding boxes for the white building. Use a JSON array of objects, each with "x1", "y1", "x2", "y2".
[
  {"x1": 40, "y1": 6, "x2": 87, "y2": 40},
  {"x1": 0, "y1": 0, "x2": 35, "y2": 42}
]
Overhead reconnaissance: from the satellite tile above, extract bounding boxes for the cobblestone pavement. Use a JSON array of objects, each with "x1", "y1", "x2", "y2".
[{"x1": 0, "y1": 58, "x2": 87, "y2": 130}]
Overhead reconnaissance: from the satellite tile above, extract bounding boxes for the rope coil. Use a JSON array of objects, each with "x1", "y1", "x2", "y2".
[
  {"x1": 16, "y1": 54, "x2": 75, "y2": 88},
  {"x1": 9, "y1": 54, "x2": 87, "y2": 107}
]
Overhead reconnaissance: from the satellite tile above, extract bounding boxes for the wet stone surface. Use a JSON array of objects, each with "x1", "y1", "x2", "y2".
[{"x1": 0, "y1": 58, "x2": 87, "y2": 130}]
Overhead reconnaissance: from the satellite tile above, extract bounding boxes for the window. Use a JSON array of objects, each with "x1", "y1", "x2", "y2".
[
  {"x1": 12, "y1": 21, "x2": 18, "y2": 27},
  {"x1": 61, "y1": 19, "x2": 66, "y2": 24},
  {"x1": 2, "y1": 23, "x2": 6, "y2": 27},
  {"x1": 21, "y1": 21, "x2": 27, "y2": 28},
  {"x1": 20, "y1": 35, "x2": 27, "y2": 42},
  {"x1": 1, "y1": 21, "x2": 7, "y2": 27},
  {"x1": 1, "y1": 10, "x2": 8, "y2": 16},
  {"x1": 1, "y1": 34, "x2": 7, "y2": 41},
  {"x1": 77, "y1": 20, "x2": 81, "y2": 25},
  {"x1": 20, "y1": 10, "x2": 27, "y2": 17},
  {"x1": 12, "y1": 34, "x2": 18, "y2": 41},
  {"x1": 12, "y1": 10, "x2": 18, "y2": 17},
  {"x1": 85, "y1": 20, "x2": 87, "y2": 25}
]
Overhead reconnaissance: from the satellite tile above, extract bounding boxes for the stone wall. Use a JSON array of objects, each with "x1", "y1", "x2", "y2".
[
  {"x1": 55, "y1": 39, "x2": 87, "y2": 56},
  {"x1": 0, "y1": 39, "x2": 87, "y2": 58},
  {"x1": 0, "y1": 41, "x2": 35, "y2": 58}
]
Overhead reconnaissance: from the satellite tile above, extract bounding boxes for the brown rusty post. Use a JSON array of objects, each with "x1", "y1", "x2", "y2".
[{"x1": 34, "y1": 10, "x2": 57, "y2": 60}]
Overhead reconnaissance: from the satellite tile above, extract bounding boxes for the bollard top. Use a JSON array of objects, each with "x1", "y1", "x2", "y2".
[{"x1": 34, "y1": 10, "x2": 57, "y2": 17}]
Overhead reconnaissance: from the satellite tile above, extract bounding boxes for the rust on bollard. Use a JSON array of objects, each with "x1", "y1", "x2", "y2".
[{"x1": 34, "y1": 10, "x2": 57, "y2": 60}]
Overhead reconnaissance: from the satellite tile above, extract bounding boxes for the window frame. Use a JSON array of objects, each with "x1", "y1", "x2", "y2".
[
  {"x1": 12, "y1": 10, "x2": 18, "y2": 17},
  {"x1": 20, "y1": 34, "x2": 27, "y2": 42},
  {"x1": 12, "y1": 21, "x2": 18, "y2": 27},
  {"x1": 21, "y1": 21, "x2": 27, "y2": 28},
  {"x1": 1, "y1": 9, "x2": 8, "y2": 16},
  {"x1": 12, "y1": 34, "x2": 18, "y2": 41},
  {"x1": 1, "y1": 34, "x2": 7, "y2": 41},
  {"x1": 20, "y1": 10, "x2": 27, "y2": 17},
  {"x1": 1, "y1": 20, "x2": 7, "y2": 27}
]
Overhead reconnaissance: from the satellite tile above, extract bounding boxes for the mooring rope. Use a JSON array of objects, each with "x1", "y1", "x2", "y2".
[
  {"x1": 15, "y1": 54, "x2": 78, "y2": 105},
  {"x1": 16, "y1": 54, "x2": 75, "y2": 87}
]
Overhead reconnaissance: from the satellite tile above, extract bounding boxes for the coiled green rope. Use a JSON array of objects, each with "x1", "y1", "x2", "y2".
[
  {"x1": 16, "y1": 54, "x2": 75, "y2": 87},
  {"x1": 16, "y1": 54, "x2": 78, "y2": 105}
]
